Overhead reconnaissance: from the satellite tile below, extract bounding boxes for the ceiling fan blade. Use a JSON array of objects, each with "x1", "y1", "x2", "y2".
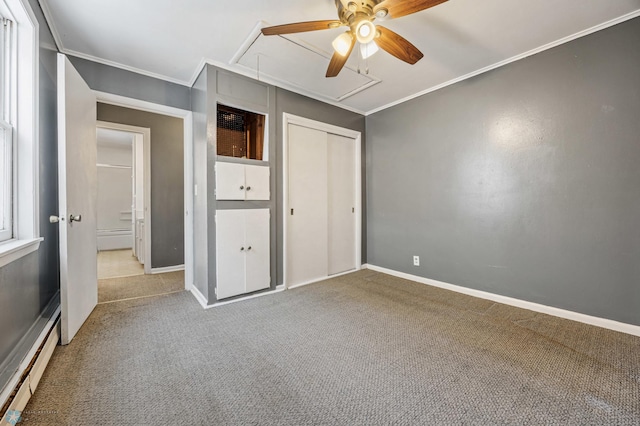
[
  {"x1": 375, "y1": 26, "x2": 424, "y2": 65},
  {"x1": 374, "y1": 0, "x2": 448, "y2": 20},
  {"x1": 262, "y1": 20, "x2": 342, "y2": 36},
  {"x1": 326, "y1": 33, "x2": 356, "y2": 77}
]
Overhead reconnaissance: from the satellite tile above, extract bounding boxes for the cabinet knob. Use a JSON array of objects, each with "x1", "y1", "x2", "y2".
[
  {"x1": 247, "y1": 246, "x2": 252, "y2": 251},
  {"x1": 246, "y1": 186, "x2": 251, "y2": 191},
  {"x1": 240, "y1": 247, "x2": 245, "y2": 251},
  {"x1": 240, "y1": 186, "x2": 244, "y2": 190}
]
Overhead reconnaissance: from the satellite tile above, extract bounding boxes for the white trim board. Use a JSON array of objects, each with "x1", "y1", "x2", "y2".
[
  {"x1": 96, "y1": 121, "x2": 151, "y2": 274},
  {"x1": 94, "y1": 91, "x2": 195, "y2": 293},
  {"x1": 37, "y1": 4, "x2": 640, "y2": 116},
  {"x1": 287, "y1": 268, "x2": 361, "y2": 290},
  {"x1": 150, "y1": 264, "x2": 185, "y2": 275},
  {"x1": 365, "y1": 10, "x2": 640, "y2": 116},
  {"x1": 190, "y1": 285, "x2": 285, "y2": 309},
  {"x1": 364, "y1": 264, "x2": 640, "y2": 338},
  {"x1": 0, "y1": 303, "x2": 60, "y2": 410},
  {"x1": 282, "y1": 113, "x2": 363, "y2": 290}
]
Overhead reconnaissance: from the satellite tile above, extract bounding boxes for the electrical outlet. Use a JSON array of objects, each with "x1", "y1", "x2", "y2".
[{"x1": 413, "y1": 256, "x2": 420, "y2": 266}]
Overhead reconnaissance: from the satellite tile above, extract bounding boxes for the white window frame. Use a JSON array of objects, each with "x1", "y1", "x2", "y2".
[{"x1": 0, "y1": 0, "x2": 40, "y2": 268}]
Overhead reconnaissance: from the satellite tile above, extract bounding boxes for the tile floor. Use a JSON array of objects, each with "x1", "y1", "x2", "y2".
[{"x1": 97, "y1": 249, "x2": 144, "y2": 279}]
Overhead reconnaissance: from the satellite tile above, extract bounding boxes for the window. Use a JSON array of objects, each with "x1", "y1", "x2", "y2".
[
  {"x1": 217, "y1": 104, "x2": 266, "y2": 161},
  {"x1": 0, "y1": 0, "x2": 40, "y2": 266},
  {"x1": 0, "y1": 16, "x2": 13, "y2": 242}
]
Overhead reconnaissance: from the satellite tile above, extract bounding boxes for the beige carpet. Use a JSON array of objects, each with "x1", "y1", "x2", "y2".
[
  {"x1": 98, "y1": 271, "x2": 184, "y2": 303},
  {"x1": 97, "y1": 249, "x2": 144, "y2": 279},
  {"x1": 23, "y1": 270, "x2": 640, "y2": 425}
]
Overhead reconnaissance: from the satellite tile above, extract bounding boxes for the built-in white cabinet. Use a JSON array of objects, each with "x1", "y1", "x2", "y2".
[
  {"x1": 215, "y1": 162, "x2": 270, "y2": 200},
  {"x1": 215, "y1": 209, "x2": 270, "y2": 299}
]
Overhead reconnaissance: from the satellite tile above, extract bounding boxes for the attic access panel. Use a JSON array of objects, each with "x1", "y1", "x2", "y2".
[{"x1": 233, "y1": 32, "x2": 380, "y2": 102}]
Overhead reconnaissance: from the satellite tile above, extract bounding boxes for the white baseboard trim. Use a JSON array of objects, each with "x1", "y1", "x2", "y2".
[
  {"x1": 0, "y1": 305, "x2": 60, "y2": 416},
  {"x1": 189, "y1": 286, "x2": 209, "y2": 309},
  {"x1": 364, "y1": 264, "x2": 640, "y2": 337},
  {"x1": 190, "y1": 285, "x2": 286, "y2": 309},
  {"x1": 150, "y1": 264, "x2": 185, "y2": 274},
  {"x1": 209, "y1": 287, "x2": 286, "y2": 309},
  {"x1": 286, "y1": 267, "x2": 362, "y2": 290}
]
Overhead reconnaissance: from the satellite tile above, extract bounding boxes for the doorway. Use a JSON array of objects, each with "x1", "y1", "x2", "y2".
[
  {"x1": 96, "y1": 126, "x2": 146, "y2": 280},
  {"x1": 95, "y1": 120, "x2": 185, "y2": 303},
  {"x1": 283, "y1": 114, "x2": 362, "y2": 289}
]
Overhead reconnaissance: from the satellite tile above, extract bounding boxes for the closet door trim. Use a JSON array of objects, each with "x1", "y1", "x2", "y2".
[{"x1": 282, "y1": 113, "x2": 362, "y2": 290}]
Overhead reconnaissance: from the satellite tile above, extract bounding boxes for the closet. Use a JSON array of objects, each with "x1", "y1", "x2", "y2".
[{"x1": 287, "y1": 123, "x2": 357, "y2": 287}]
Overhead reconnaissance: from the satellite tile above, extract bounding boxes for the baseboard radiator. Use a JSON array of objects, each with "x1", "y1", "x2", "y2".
[{"x1": 0, "y1": 317, "x2": 60, "y2": 424}]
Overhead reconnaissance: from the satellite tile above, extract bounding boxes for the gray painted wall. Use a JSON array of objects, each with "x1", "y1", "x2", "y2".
[
  {"x1": 191, "y1": 68, "x2": 209, "y2": 299},
  {"x1": 0, "y1": 0, "x2": 60, "y2": 392},
  {"x1": 68, "y1": 56, "x2": 190, "y2": 111},
  {"x1": 97, "y1": 104, "x2": 185, "y2": 269},
  {"x1": 365, "y1": 18, "x2": 640, "y2": 326},
  {"x1": 274, "y1": 88, "x2": 367, "y2": 286}
]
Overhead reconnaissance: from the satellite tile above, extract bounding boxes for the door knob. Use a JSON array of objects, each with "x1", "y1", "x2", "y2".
[
  {"x1": 49, "y1": 215, "x2": 64, "y2": 223},
  {"x1": 69, "y1": 214, "x2": 82, "y2": 223}
]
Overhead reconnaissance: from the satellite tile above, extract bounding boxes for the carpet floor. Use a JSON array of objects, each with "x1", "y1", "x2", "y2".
[
  {"x1": 98, "y1": 271, "x2": 185, "y2": 303},
  {"x1": 23, "y1": 270, "x2": 640, "y2": 425}
]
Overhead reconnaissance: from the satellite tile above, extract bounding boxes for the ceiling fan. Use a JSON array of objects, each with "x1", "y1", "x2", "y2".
[{"x1": 261, "y1": 0, "x2": 448, "y2": 77}]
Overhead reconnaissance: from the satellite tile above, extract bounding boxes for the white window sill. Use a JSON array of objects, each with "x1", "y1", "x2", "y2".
[{"x1": 0, "y1": 237, "x2": 43, "y2": 268}]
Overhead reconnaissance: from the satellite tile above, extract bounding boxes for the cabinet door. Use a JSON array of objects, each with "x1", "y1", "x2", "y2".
[
  {"x1": 216, "y1": 162, "x2": 246, "y2": 200},
  {"x1": 215, "y1": 210, "x2": 246, "y2": 299},
  {"x1": 244, "y1": 165, "x2": 270, "y2": 200},
  {"x1": 244, "y1": 209, "x2": 270, "y2": 293},
  {"x1": 328, "y1": 134, "x2": 356, "y2": 275},
  {"x1": 287, "y1": 124, "x2": 328, "y2": 286}
]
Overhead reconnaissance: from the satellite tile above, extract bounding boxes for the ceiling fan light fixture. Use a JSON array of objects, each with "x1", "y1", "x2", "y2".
[
  {"x1": 355, "y1": 20, "x2": 376, "y2": 44},
  {"x1": 360, "y1": 41, "x2": 379, "y2": 59},
  {"x1": 332, "y1": 32, "x2": 354, "y2": 56}
]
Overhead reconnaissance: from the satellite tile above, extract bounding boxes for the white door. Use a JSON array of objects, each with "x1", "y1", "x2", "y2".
[
  {"x1": 244, "y1": 209, "x2": 270, "y2": 293},
  {"x1": 287, "y1": 124, "x2": 328, "y2": 286},
  {"x1": 244, "y1": 165, "x2": 270, "y2": 201},
  {"x1": 215, "y1": 210, "x2": 246, "y2": 299},
  {"x1": 57, "y1": 54, "x2": 97, "y2": 345},
  {"x1": 216, "y1": 162, "x2": 245, "y2": 200},
  {"x1": 328, "y1": 134, "x2": 356, "y2": 275}
]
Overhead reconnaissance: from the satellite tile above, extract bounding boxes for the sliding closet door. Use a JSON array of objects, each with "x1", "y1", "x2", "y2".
[
  {"x1": 327, "y1": 134, "x2": 356, "y2": 275},
  {"x1": 287, "y1": 124, "x2": 328, "y2": 286}
]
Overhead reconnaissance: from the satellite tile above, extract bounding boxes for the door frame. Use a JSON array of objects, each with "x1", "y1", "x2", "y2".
[
  {"x1": 282, "y1": 113, "x2": 362, "y2": 289},
  {"x1": 96, "y1": 121, "x2": 151, "y2": 273},
  {"x1": 94, "y1": 91, "x2": 194, "y2": 291}
]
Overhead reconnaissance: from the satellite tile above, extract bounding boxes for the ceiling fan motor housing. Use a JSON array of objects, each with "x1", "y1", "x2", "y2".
[{"x1": 336, "y1": 0, "x2": 385, "y2": 24}]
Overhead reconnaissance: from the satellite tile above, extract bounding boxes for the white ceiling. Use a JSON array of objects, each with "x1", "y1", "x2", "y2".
[{"x1": 41, "y1": 0, "x2": 640, "y2": 115}]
